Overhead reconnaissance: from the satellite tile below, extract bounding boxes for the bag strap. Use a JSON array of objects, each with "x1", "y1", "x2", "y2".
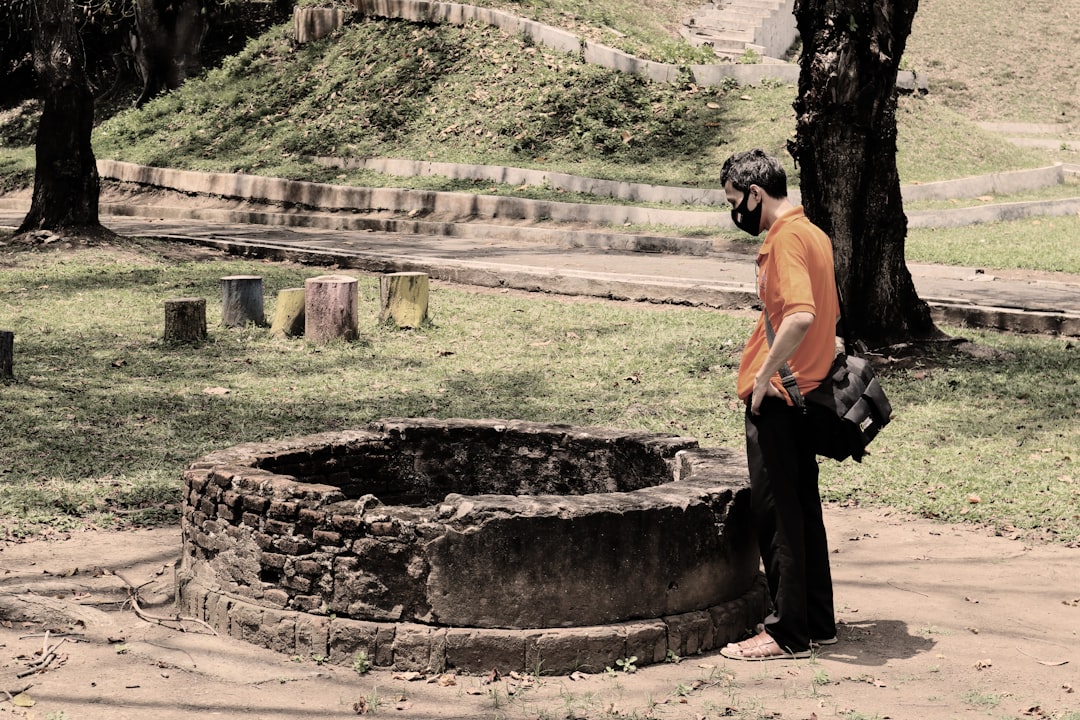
[
  {"x1": 760, "y1": 279, "x2": 848, "y2": 411},
  {"x1": 762, "y1": 311, "x2": 807, "y2": 410}
]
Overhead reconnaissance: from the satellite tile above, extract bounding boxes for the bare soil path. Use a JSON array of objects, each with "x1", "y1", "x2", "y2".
[{"x1": 2, "y1": 505, "x2": 1078, "y2": 720}]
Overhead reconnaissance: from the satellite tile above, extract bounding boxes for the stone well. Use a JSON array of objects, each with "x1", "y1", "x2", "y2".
[{"x1": 177, "y1": 418, "x2": 766, "y2": 674}]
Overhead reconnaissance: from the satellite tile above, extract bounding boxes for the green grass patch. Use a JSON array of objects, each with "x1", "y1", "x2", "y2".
[
  {"x1": 81, "y1": 17, "x2": 1052, "y2": 194},
  {"x1": 1, "y1": 244, "x2": 1077, "y2": 544},
  {"x1": 906, "y1": 215, "x2": 1080, "y2": 274}
]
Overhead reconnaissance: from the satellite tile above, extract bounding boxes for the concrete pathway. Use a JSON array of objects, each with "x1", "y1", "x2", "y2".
[{"x1": 2, "y1": 200, "x2": 1077, "y2": 337}]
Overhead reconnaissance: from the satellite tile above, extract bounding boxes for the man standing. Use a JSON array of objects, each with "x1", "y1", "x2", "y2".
[{"x1": 719, "y1": 149, "x2": 840, "y2": 661}]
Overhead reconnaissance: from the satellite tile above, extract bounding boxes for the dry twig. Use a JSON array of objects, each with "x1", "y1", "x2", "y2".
[{"x1": 115, "y1": 572, "x2": 217, "y2": 636}]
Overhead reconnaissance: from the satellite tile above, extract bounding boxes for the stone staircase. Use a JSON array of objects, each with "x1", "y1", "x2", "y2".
[{"x1": 681, "y1": 0, "x2": 798, "y2": 62}]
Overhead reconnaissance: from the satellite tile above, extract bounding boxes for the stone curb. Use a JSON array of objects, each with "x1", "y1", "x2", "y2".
[
  {"x1": 178, "y1": 573, "x2": 769, "y2": 674},
  {"x1": 96, "y1": 160, "x2": 1080, "y2": 232},
  {"x1": 96, "y1": 160, "x2": 733, "y2": 229},
  {"x1": 315, "y1": 158, "x2": 1069, "y2": 207}
]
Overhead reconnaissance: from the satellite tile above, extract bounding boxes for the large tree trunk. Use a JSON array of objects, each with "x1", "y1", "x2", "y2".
[
  {"x1": 133, "y1": 0, "x2": 207, "y2": 107},
  {"x1": 789, "y1": 0, "x2": 940, "y2": 347},
  {"x1": 18, "y1": 0, "x2": 102, "y2": 236}
]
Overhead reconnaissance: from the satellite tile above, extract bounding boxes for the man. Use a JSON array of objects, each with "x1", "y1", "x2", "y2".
[{"x1": 719, "y1": 149, "x2": 840, "y2": 661}]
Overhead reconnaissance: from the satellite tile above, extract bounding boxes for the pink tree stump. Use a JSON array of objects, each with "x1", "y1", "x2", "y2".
[{"x1": 304, "y1": 275, "x2": 358, "y2": 342}]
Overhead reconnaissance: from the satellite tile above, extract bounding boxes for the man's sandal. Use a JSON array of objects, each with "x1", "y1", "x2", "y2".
[{"x1": 719, "y1": 630, "x2": 811, "y2": 661}]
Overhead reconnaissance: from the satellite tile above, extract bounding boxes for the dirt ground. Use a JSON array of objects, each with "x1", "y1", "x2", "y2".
[{"x1": 2, "y1": 505, "x2": 1078, "y2": 720}]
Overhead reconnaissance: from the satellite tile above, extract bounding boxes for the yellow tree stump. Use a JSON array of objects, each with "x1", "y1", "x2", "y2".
[
  {"x1": 164, "y1": 298, "x2": 207, "y2": 344},
  {"x1": 380, "y1": 272, "x2": 429, "y2": 328},
  {"x1": 269, "y1": 288, "x2": 306, "y2": 338},
  {"x1": 305, "y1": 275, "x2": 359, "y2": 342},
  {"x1": 1, "y1": 329, "x2": 14, "y2": 382},
  {"x1": 221, "y1": 275, "x2": 265, "y2": 327}
]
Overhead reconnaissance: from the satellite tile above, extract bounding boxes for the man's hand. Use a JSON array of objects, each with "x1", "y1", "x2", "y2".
[
  {"x1": 751, "y1": 311, "x2": 815, "y2": 415},
  {"x1": 750, "y1": 374, "x2": 784, "y2": 415}
]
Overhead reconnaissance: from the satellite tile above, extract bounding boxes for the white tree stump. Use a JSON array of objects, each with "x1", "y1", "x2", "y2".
[
  {"x1": 305, "y1": 275, "x2": 358, "y2": 342},
  {"x1": 380, "y1": 272, "x2": 429, "y2": 328},
  {"x1": 221, "y1": 275, "x2": 265, "y2": 327},
  {"x1": 1, "y1": 330, "x2": 14, "y2": 382},
  {"x1": 269, "y1": 288, "x2": 306, "y2": 338},
  {"x1": 164, "y1": 298, "x2": 207, "y2": 344}
]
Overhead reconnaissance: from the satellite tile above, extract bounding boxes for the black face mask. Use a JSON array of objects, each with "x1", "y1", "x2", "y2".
[{"x1": 731, "y1": 190, "x2": 763, "y2": 236}]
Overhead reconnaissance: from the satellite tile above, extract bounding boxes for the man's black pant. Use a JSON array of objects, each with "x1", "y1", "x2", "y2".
[{"x1": 745, "y1": 396, "x2": 836, "y2": 652}]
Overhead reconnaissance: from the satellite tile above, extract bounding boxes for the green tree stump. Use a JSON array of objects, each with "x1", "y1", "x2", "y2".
[
  {"x1": 269, "y1": 288, "x2": 306, "y2": 338},
  {"x1": 380, "y1": 272, "x2": 429, "y2": 328}
]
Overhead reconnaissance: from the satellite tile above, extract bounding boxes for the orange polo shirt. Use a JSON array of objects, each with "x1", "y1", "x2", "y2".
[{"x1": 736, "y1": 206, "x2": 840, "y2": 403}]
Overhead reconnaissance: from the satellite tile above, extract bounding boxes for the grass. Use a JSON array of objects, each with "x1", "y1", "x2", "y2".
[
  {"x1": 0, "y1": 242, "x2": 1077, "y2": 545},
  {"x1": 906, "y1": 215, "x2": 1080, "y2": 274}
]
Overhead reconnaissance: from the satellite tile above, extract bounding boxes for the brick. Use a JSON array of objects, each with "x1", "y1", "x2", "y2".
[
  {"x1": 260, "y1": 552, "x2": 288, "y2": 570},
  {"x1": 328, "y1": 618, "x2": 380, "y2": 664},
  {"x1": 312, "y1": 529, "x2": 342, "y2": 546},
  {"x1": 269, "y1": 500, "x2": 299, "y2": 520},
  {"x1": 295, "y1": 559, "x2": 323, "y2": 576},
  {"x1": 263, "y1": 589, "x2": 290, "y2": 608},
  {"x1": 299, "y1": 508, "x2": 326, "y2": 525},
  {"x1": 624, "y1": 621, "x2": 668, "y2": 665},
  {"x1": 281, "y1": 574, "x2": 313, "y2": 593},
  {"x1": 444, "y1": 629, "x2": 525, "y2": 675},
  {"x1": 264, "y1": 519, "x2": 294, "y2": 536},
  {"x1": 242, "y1": 494, "x2": 270, "y2": 512},
  {"x1": 242, "y1": 512, "x2": 263, "y2": 528},
  {"x1": 526, "y1": 627, "x2": 625, "y2": 676},
  {"x1": 391, "y1": 624, "x2": 433, "y2": 672},
  {"x1": 296, "y1": 615, "x2": 330, "y2": 658}
]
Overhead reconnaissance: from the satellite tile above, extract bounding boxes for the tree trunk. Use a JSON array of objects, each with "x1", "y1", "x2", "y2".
[
  {"x1": 789, "y1": 0, "x2": 939, "y2": 347},
  {"x1": 164, "y1": 297, "x2": 207, "y2": 344},
  {"x1": 19, "y1": 0, "x2": 102, "y2": 236},
  {"x1": 380, "y1": 272, "x2": 429, "y2": 329},
  {"x1": 220, "y1": 275, "x2": 266, "y2": 328},
  {"x1": 304, "y1": 275, "x2": 359, "y2": 343},
  {"x1": 133, "y1": 0, "x2": 207, "y2": 107},
  {"x1": 1, "y1": 330, "x2": 14, "y2": 383},
  {"x1": 269, "y1": 288, "x2": 307, "y2": 338}
]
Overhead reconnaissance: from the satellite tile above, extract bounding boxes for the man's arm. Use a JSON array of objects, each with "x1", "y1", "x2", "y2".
[{"x1": 751, "y1": 311, "x2": 814, "y2": 414}]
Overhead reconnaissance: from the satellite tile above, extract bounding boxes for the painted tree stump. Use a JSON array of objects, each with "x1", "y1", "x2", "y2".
[
  {"x1": 1, "y1": 330, "x2": 14, "y2": 382},
  {"x1": 164, "y1": 298, "x2": 207, "y2": 344},
  {"x1": 221, "y1": 275, "x2": 265, "y2": 327},
  {"x1": 305, "y1": 275, "x2": 358, "y2": 342},
  {"x1": 380, "y1": 272, "x2": 429, "y2": 328},
  {"x1": 269, "y1": 288, "x2": 306, "y2": 338}
]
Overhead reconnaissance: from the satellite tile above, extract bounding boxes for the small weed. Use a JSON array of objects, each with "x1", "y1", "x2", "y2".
[
  {"x1": 353, "y1": 650, "x2": 372, "y2": 675},
  {"x1": 614, "y1": 655, "x2": 638, "y2": 673},
  {"x1": 664, "y1": 649, "x2": 681, "y2": 663},
  {"x1": 812, "y1": 668, "x2": 830, "y2": 686},
  {"x1": 961, "y1": 689, "x2": 1000, "y2": 708}
]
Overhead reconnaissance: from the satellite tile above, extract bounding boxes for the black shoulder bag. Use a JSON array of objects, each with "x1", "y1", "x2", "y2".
[{"x1": 762, "y1": 296, "x2": 893, "y2": 463}]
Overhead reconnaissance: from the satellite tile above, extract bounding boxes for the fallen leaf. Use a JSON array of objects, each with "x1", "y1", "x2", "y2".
[
  {"x1": 436, "y1": 673, "x2": 457, "y2": 687},
  {"x1": 353, "y1": 697, "x2": 368, "y2": 715},
  {"x1": 706, "y1": 102, "x2": 720, "y2": 109},
  {"x1": 968, "y1": 493, "x2": 981, "y2": 504},
  {"x1": 391, "y1": 671, "x2": 424, "y2": 682},
  {"x1": 975, "y1": 658, "x2": 993, "y2": 670},
  {"x1": 965, "y1": 626, "x2": 979, "y2": 634},
  {"x1": 1036, "y1": 659, "x2": 1069, "y2": 667},
  {"x1": 568, "y1": 670, "x2": 588, "y2": 681},
  {"x1": 12, "y1": 693, "x2": 35, "y2": 707}
]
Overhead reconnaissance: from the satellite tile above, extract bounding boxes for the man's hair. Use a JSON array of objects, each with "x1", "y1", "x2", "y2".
[{"x1": 719, "y1": 149, "x2": 788, "y2": 199}]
